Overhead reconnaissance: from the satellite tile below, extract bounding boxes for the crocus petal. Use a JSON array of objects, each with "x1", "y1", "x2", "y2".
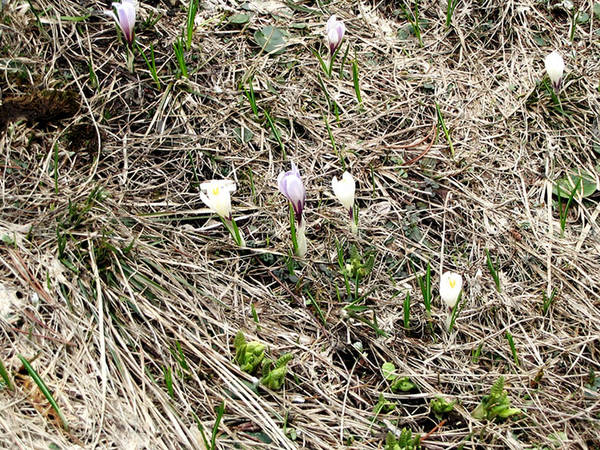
[
  {"x1": 440, "y1": 272, "x2": 463, "y2": 309},
  {"x1": 107, "y1": 0, "x2": 137, "y2": 44},
  {"x1": 332, "y1": 171, "x2": 355, "y2": 211},
  {"x1": 278, "y1": 163, "x2": 306, "y2": 224},
  {"x1": 544, "y1": 50, "x2": 564, "y2": 91},
  {"x1": 325, "y1": 15, "x2": 344, "y2": 54},
  {"x1": 200, "y1": 180, "x2": 236, "y2": 219},
  {"x1": 326, "y1": 15, "x2": 337, "y2": 34}
]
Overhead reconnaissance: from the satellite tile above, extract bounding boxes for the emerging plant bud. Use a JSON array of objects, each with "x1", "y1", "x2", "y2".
[
  {"x1": 105, "y1": 0, "x2": 137, "y2": 45},
  {"x1": 544, "y1": 50, "x2": 564, "y2": 93},
  {"x1": 326, "y1": 15, "x2": 345, "y2": 55},
  {"x1": 278, "y1": 162, "x2": 306, "y2": 226},
  {"x1": 332, "y1": 171, "x2": 355, "y2": 218}
]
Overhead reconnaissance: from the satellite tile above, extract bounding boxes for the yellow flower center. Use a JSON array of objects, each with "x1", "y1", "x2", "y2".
[
  {"x1": 449, "y1": 279, "x2": 456, "y2": 289},
  {"x1": 212, "y1": 186, "x2": 220, "y2": 195}
]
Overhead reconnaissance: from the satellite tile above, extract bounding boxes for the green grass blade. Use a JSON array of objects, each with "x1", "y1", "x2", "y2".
[
  {"x1": 0, "y1": 358, "x2": 13, "y2": 391},
  {"x1": 18, "y1": 355, "x2": 68, "y2": 430}
]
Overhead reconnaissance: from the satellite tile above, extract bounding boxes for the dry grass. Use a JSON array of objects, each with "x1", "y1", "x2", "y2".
[{"x1": 1, "y1": 0, "x2": 600, "y2": 448}]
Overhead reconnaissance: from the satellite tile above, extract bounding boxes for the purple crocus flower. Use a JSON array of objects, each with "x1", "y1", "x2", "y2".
[
  {"x1": 278, "y1": 162, "x2": 306, "y2": 226},
  {"x1": 326, "y1": 15, "x2": 345, "y2": 55},
  {"x1": 105, "y1": 0, "x2": 137, "y2": 45}
]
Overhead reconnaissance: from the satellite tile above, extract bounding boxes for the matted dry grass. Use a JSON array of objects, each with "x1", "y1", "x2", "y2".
[{"x1": 1, "y1": 0, "x2": 599, "y2": 448}]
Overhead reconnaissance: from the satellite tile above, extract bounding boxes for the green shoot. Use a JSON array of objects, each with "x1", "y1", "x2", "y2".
[
  {"x1": 542, "y1": 288, "x2": 557, "y2": 315},
  {"x1": 305, "y1": 290, "x2": 326, "y2": 325},
  {"x1": 87, "y1": 59, "x2": 98, "y2": 89},
  {"x1": 435, "y1": 102, "x2": 454, "y2": 157},
  {"x1": 316, "y1": 73, "x2": 340, "y2": 120},
  {"x1": 163, "y1": 366, "x2": 174, "y2": 398},
  {"x1": 198, "y1": 401, "x2": 225, "y2": 450},
  {"x1": 171, "y1": 341, "x2": 189, "y2": 373},
  {"x1": 403, "y1": 0, "x2": 423, "y2": 47},
  {"x1": 352, "y1": 59, "x2": 362, "y2": 107},
  {"x1": 338, "y1": 44, "x2": 350, "y2": 78},
  {"x1": 471, "y1": 376, "x2": 521, "y2": 421},
  {"x1": 505, "y1": 331, "x2": 519, "y2": 367},
  {"x1": 18, "y1": 355, "x2": 68, "y2": 430},
  {"x1": 187, "y1": 150, "x2": 200, "y2": 187},
  {"x1": 185, "y1": 0, "x2": 198, "y2": 50},
  {"x1": 264, "y1": 110, "x2": 285, "y2": 159},
  {"x1": 138, "y1": 42, "x2": 161, "y2": 90},
  {"x1": 485, "y1": 249, "x2": 501, "y2": 293},
  {"x1": 336, "y1": 239, "x2": 352, "y2": 297},
  {"x1": 324, "y1": 115, "x2": 345, "y2": 170},
  {"x1": 173, "y1": 38, "x2": 188, "y2": 78},
  {"x1": 447, "y1": 291, "x2": 462, "y2": 333},
  {"x1": 543, "y1": 79, "x2": 564, "y2": 114},
  {"x1": 471, "y1": 342, "x2": 483, "y2": 363},
  {"x1": 289, "y1": 203, "x2": 298, "y2": 254},
  {"x1": 403, "y1": 292, "x2": 410, "y2": 329},
  {"x1": 446, "y1": 0, "x2": 459, "y2": 29},
  {"x1": 219, "y1": 216, "x2": 243, "y2": 246},
  {"x1": 313, "y1": 49, "x2": 329, "y2": 77},
  {"x1": 242, "y1": 76, "x2": 259, "y2": 120},
  {"x1": 558, "y1": 177, "x2": 581, "y2": 236},
  {"x1": 415, "y1": 261, "x2": 432, "y2": 319},
  {"x1": 0, "y1": 357, "x2": 13, "y2": 391},
  {"x1": 569, "y1": 7, "x2": 578, "y2": 41},
  {"x1": 251, "y1": 303, "x2": 259, "y2": 324}
]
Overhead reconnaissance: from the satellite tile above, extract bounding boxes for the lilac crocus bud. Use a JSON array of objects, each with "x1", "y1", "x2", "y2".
[
  {"x1": 278, "y1": 162, "x2": 306, "y2": 226},
  {"x1": 544, "y1": 50, "x2": 564, "y2": 93},
  {"x1": 326, "y1": 15, "x2": 345, "y2": 55},
  {"x1": 105, "y1": 0, "x2": 137, "y2": 45}
]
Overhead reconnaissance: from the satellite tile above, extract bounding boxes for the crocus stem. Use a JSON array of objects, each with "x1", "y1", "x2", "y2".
[
  {"x1": 296, "y1": 222, "x2": 307, "y2": 257},
  {"x1": 126, "y1": 46, "x2": 135, "y2": 73},
  {"x1": 222, "y1": 217, "x2": 245, "y2": 246},
  {"x1": 350, "y1": 205, "x2": 358, "y2": 235}
]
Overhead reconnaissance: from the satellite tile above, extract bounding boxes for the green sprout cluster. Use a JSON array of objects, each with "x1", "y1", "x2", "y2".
[
  {"x1": 234, "y1": 331, "x2": 293, "y2": 391},
  {"x1": 385, "y1": 429, "x2": 421, "y2": 450},
  {"x1": 471, "y1": 376, "x2": 521, "y2": 421},
  {"x1": 381, "y1": 362, "x2": 417, "y2": 393},
  {"x1": 430, "y1": 395, "x2": 455, "y2": 421}
]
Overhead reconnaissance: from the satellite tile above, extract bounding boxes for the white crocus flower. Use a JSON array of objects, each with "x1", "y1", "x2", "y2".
[
  {"x1": 332, "y1": 171, "x2": 357, "y2": 234},
  {"x1": 440, "y1": 272, "x2": 463, "y2": 309},
  {"x1": 544, "y1": 50, "x2": 564, "y2": 92},
  {"x1": 332, "y1": 171, "x2": 355, "y2": 212},
  {"x1": 200, "y1": 180, "x2": 236, "y2": 220}
]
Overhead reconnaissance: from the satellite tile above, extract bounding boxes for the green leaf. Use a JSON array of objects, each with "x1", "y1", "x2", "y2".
[
  {"x1": 253, "y1": 26, "x2": 287, "y2": 55},
  {"x1": 381, "y1": 362, "x2": 396, "y2": 381},
  {"x1": 233, "y1": 126, "x2": 253, "y2": 143},
  {"x1": 430, "y1": 395, "x2": 454, "y2": 419},
  {"x1": 18, "y1": 355, "x2": 69, "y2": 430},
  {"x1": 553, "y1": 169, "x2": 597, "y2": 198},
  {"x1": 576, "y1": 11, "x2": 590, "y2": 24},
  {"x1": 373, "y1": 393, "x2": 396, "y2": 415},
  {"x1": 229, "y1": 13, "x2": 251, "y2": 24},
  {"x1": 391, "y1": 376, "x2": 417, "y2": 393},
  {"x1": 594, "y1": 2, "x2": 600, "y2": 19}
]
